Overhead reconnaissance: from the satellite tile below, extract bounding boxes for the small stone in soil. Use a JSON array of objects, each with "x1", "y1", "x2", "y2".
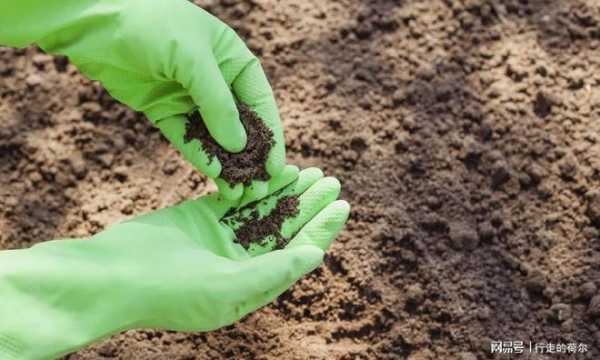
[
  {"x1": 449, "y1": 222, "x2": 479, "y2": 250},
  {"x1": 586, "y1": 192, "x2": 600, "y2": 227},
  {"x1": 491, "y1": 162, "x2": 511, "y2": 189},
  {"x1": 588, "y1": 295, "x2": 600, "y2": 317},
  {"x1": 477, "y1": 221, "x2": 495, "y2": 242},
  {"x1": 549, "y1": 303, "x2": 572, "y2": 322},
  {"x1": 533, "y1": 92, "x2": 554, "y2": 118},
  {"x1": 558, "y1": 154, "x2": 578, "y2": 180},
  {"x1": 458, "y1": 352, "x2": 477, "y2": 360},
  {"x1": 405, "y1": 284, "x2": 425, "y2": 306},
  {"x1": 525, "y1": 270, "x2": 546, "y2": 294},
  {"x1": 580, "y1": 282, "x2": 597, "y2": 300}
]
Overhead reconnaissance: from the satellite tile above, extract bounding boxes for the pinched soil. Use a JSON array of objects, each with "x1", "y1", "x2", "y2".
[{"x1": 1, "y1": 0, "x2": 600, "y2": 359}]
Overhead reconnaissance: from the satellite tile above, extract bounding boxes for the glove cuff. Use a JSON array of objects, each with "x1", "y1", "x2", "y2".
[{"x1": 0, "y1": 334, "x2": 24, "y2": 360}]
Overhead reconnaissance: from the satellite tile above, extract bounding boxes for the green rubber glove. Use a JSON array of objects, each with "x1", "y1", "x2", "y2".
[
  {"x1": 0, "y1": 166, "x2": 350, "y2": 360},
  {"x1": 0, "y1": 0, "x2": 285, "y2": 201}
]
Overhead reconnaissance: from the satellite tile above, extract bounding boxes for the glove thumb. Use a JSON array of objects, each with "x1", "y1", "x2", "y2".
[{"x1": 231, "y1": 245, "x2": 324, "y2": 313}]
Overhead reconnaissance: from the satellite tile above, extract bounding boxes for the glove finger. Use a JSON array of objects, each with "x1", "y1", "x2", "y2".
[
  {"x1": 215, "y1": 178, "x2": 244, "y2": 201},
  {"x1": 291, "y1": 167, "x2": 325, "y2": 194},
  {"x1": 280, "y1": 177, "x2": 342, "y2": 238},
  {"x1": 176, "y1": 53, "x2": 246, "y2": 153},
  {"x1": 223, "y1": 167, "x2": 324, "y2": 228},
  {"x1": 192, "y1": 192, "x2": 240, "y2": 220},
  {"x1": 238, "y1": 165, "x2": 299, "y2": 208},
  {"x1": 239, "y1": 180, "x2": 269, "y2": 207},
  {"x1": 224, "y1": 169, "x2": 333, "y2": 257},
  {"x1": 232, "y1": 59, "x2": 285, "y2": 178},
  {"x1": 157, "y1": 114, "x2": 221, "y2": 178},
  {"x1": 266, "y1": 164, "x2": 300, "y2": 195},
  {"x1": 213, "y1": 27, "x2": 285, "y2": 179},
  {"x1": 287, "y1": 200, "x2": 350, "y2": 251},
  {"x1": 231, "y1": 245, "x2": 324, "y2": 313}
]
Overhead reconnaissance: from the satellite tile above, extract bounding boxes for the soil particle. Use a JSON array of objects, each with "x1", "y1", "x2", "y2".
[
  {"x1": 561, "y1": 318, "x2": 575, "y2": 332},
  {"x1": 476, "y1": 306, "x2": 491, "y2": 320},
  {"x1": 580, "y1": 282, "x2": 598, "y2": 300},
  {"x1": 549, "y1": 303, "x2": 572, "y2": 323},
  {"x1": 184, "y1": 102, "x2": 274, "y2": 185},
  {"x1": 407, "y1": 349, "x2": 434, "y2": 360},
  {"x1": 558, "y1": 153, "x2": 579, "y2": 180},
  {"x1": 113, "y1": 166, "x2": 129, "y2": 182},
  {"x1": 97, "y1": 153, "x2": 114, "y2": 168},
  {"x1": 120, "y1": 201, "x2": 134, "y2": 215},
  {"x1": 53, "y1": 55, "x2": 69, "y2": 72},
  {"x1": 524, "y1": 162, "x2": 546, "y2": 185},
  {"x1": 161, "y1": 158, "x2": 179, "y2": 175},
  {"x1": 490, "y1": 162, "x2": 511, "y2": 189},
  {"x1": 463, "y1": 143, "x2": 482, "y2": 169},
  {"x1": 67, "y1": 156, "x2": 88, "y2": 180},
  {"x1": 449, "y1": 222, "x2": 478, "y2": 250},
  {"x1": 533, "y1": 91, "x2": 554, "y2": 118},
  {"x1": 567, "y1": 68, "x2": 586, "y2": 90},
  {"x1": 582, "y1": 226, "x2": 599, "y2": 240},
  {"x1": 525, "y1": 270, "x2": 546, "y2": 295},
  {"x1": 588, "y1": 295, "x2": 600, "y2": 317},
  {"x1": 405, "y1": 284, "x2": 425, "y2": 308},
  {"x1": 457, "y1": 353, "x2": 477, "y2": 360},
  {"x1": 490, "y1": 211, "x2": 503, "y2": 228},
  {"x1": 537, "y1": 182, "x2": 554, "y2": 200},
  {"x1": 25, "y1": 74, "x2": 43, "y2": 87},
  {"x1": 586, "y1": 191, "x2": 600, "y2": 226},
  {"x1": 420, "y1": 214, "x2": 449, "y2": 233},
  {"x1": 233, "y1": 196, "x2": 299, "y2": 250},
  {"x1": 477, "y1": 221, "x2": 494, "y2": 242}
]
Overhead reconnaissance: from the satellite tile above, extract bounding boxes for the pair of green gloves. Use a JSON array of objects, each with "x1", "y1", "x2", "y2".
[{"x1": 0, "y1": 1, "x2": 350, "y2": 359}]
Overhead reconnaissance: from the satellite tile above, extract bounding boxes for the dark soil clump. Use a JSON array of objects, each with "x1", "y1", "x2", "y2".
[
  {"x1": 184, "y1": 102, "x2": 274, "y2": 185},
  {"x1": 6, "y1": 0, "x2": 600, "y2": 358},
  {"x1": 234, "y1": 196, "x2": 299, "y2": 250}
]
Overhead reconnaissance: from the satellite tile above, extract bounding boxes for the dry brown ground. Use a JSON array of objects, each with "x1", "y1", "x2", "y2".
[{"x1": 2, "y1": 0, "x2": 600, "y2": 359}]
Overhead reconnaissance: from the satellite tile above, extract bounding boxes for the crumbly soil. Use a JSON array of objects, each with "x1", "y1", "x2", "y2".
[
  {"x1": 2, "y1": 0, "x2": 600, "y2": 359},
  {"x1": 184, "y1": 102, "x2": 273, "y2": 185},
  {"x1": 230, "y1": 195, "x2": 299, "y2": 250}
]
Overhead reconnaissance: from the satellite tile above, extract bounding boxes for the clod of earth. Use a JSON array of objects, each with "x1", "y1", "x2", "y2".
[
  {"x1": 586, "y1": 191, "x2": 600, "y2": 227},
  {"x1": 184, "y1": 102, "x2": 274, "y2": 185},
  {"x1": 233, "y1": 195, "x2": 299, "y2": 250}
]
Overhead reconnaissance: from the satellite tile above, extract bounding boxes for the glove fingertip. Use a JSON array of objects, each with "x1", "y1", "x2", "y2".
[
  {"x1": 276, "y1": 245, "x2": 324, "y2": 282},
  {"x1": 216, "y1": 179, "x2": 244, "y2": 200},
  {"x1": 293, "y1": 244, "x2": 326, "y2": 272},
  {"x1": 265, "y1": 140, "x2": 286, "y2": 177},
  {"x1": 239, "y1": 181, "x2": 269, "y2": 208},
  {"x1": 193, "y1": 151, "x2": 221, "y2": 179},
  {"x1": 287, "y1": 200, "x2": 350, "y2": 251},
  {"x1": 218, "y1": 119, "x2": 247, "y2": 153}
]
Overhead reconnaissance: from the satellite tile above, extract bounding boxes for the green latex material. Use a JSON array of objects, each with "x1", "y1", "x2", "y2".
[
  {"x1": 0, "y1": 0, "x2": 285, "y2": 201},
  {"x1": 0, "y1": 166, "x2": 350, "y2": 359}
]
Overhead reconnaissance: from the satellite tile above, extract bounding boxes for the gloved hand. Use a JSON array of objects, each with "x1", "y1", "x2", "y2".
[
  {"x1": 0, "y1": 0, "x2": 285, "y2": 202},
  {"x1": 0, "y1": 166, "x2": 350, "y2": 360}
]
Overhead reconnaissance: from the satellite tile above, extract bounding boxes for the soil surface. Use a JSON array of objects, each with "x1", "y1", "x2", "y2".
[
  {"x1": 184, "y1": 102, "x2": 274, "y2": 185},
  {"x1": 2, "y1": 0, "x2": 600, "y2": 359},
  {"x1": 230, "y1": 195, "x2": 299, "y2": 250}
]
